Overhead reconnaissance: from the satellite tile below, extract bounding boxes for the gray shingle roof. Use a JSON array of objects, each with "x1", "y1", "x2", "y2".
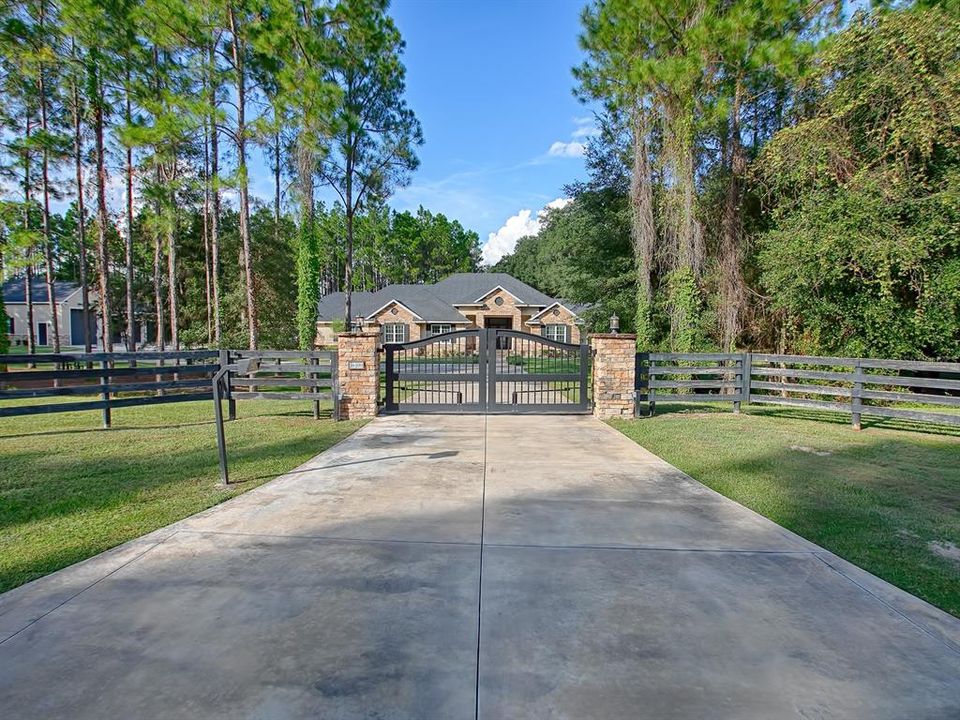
[
  {"x1": 2, "y1": 277, "x2": 79, "y2": 304},
  {"x1": 315, "y1": 273, "x2": 572, "y2": 325},
  {"x1": 430, "y1": 273, "x2": 555, "y2": 306}
]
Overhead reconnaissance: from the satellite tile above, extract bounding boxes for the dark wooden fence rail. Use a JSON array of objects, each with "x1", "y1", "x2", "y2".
[
  {"x1": 638, "y1": 352, "x2": 745, "y2": 415},
  {"x1": 0, "y1": 350, "x2": 220, "y2": 426},
  {"x1": 0, "y1": 349, "x2": 340, "y2": 426},
  {"x1": 637, "y1": 352, "x2": 960, "y2": 430},
  {"x1": 226, "y1": 349, "x2": 338, "y2": 420}
]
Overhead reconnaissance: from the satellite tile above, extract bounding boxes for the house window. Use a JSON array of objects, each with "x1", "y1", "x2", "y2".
[
  {"x1": 381, "y1": 323, "x2": 408, "y2": 344},
  {"x1": 6, "y1": 315, "x2": 13, "y2": 334},
  {"x1": 428, "y1": 324, "x2": 452, "y2": 336},
  {"x1": 543, "y1": 324, "x2": 569, "y2": 343}
]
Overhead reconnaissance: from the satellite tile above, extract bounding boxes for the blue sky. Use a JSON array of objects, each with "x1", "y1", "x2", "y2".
[{"x1": 376, "y1": 0, "x2": 594, "y2": 264}]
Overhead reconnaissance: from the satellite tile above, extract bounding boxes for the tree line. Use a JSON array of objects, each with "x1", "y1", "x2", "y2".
[
  {"x1": 497, "y1": 1, "x2": 960, "y2": 360},
  {"x1": 0, "y1": 0, "x2": 478, "y2": 354}
]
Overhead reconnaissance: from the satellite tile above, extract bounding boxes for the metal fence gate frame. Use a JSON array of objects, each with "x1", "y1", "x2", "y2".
[{"x1": 382, "y1": 328, "x2": 591, "y2": 414}]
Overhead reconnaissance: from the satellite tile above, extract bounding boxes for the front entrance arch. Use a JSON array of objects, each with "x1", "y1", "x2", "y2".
[{"x1": 383, "y1": 329, "x2": 590, "y2": 414}]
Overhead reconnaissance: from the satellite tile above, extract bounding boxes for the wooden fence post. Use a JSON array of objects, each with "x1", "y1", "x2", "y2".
[
  {"x1": 100, "y1": 358, "x2": 111, "y2": 428},
  {"x1": 741, "y1": 352, "x2": 752, "y2": 411},
  {"x1": 227, "y1": 350, "x2": 236, "y2": 421},
  {"x1": 311, "y1": 356, "x2": 320, "y2": 420},
  {"x1": 852, "y1": 359, "x2": 863, "y2": 431},
  {"x1": 648, "y1": 360, "x2": 656, "y2": 417},
  {"x1": 733, "y1": 354, "x2": 743, "y2": 414}
]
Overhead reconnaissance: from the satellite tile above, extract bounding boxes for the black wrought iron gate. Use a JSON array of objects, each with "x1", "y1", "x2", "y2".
[{"x1": 382, "y1": 328, "x2": 590, "y2": 414}]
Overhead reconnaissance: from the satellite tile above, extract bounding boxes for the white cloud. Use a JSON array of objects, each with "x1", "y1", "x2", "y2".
[
  {"x1": 482, "y1": 197, "x2": 571, "y2": 265},
  {"x1": 571, "y1": 125, "x2": 600, "y2": 139},
  {"x1": 547, "y1": 141, "x2": 586, "y2": 158}
]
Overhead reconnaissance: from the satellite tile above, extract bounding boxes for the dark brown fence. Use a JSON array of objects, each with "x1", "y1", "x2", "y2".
[
  {"x1": 0, "y1": 348, "x2": 339, "y2": 426},
  {"x1": 0, "y1": 350, "x2": 219, "y2": 426},
  {"x1": 637, "y1": 352, "x2": 960, "y2": 430},
  {"x1": 225, "y1": 349, "x2": 338, "y2": 420}
]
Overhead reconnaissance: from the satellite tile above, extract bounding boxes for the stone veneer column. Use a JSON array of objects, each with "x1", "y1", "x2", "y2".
[
  {"x1": 589, "y1": 333, "x2": 637, "y2": 419},
  {"x1": 336, "y1": 331, "x2": 380, "y2": 420}
]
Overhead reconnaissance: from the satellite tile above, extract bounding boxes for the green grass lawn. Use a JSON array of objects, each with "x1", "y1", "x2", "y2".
[
  {"x1": 611, "y1": 404, "x2": 960, "y2": 617},
  {"x1": 0, "y1": 399, "x2": 364, "y2": 593}
]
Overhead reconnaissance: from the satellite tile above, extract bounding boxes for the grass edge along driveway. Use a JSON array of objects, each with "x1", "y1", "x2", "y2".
[
  {"x1": 611, "y1": 404, "x2": 960, "y2": 618},
  {"x1": 0, "y1": 400, "x2": 365, "y2": 593}
]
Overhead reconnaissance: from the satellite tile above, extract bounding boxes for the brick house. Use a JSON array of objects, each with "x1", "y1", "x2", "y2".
[{"x1": 315, "y1": 273, "x2": 587, "y2": 346}]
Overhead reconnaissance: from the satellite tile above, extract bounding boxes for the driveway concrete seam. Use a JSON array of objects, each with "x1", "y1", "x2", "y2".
[
  {"x1": 171, "y1": 528, "x2": 482, "y2": 548},
  {"x1": 813, "y1": 552, "x2": 960, "y2": 658},
  {"x1": 483, "y1": 542, "x2": 818, "y2": 554},
  {"x1": 0, "y1": 530, "x2": 177, "y2": 646},
  {"x1": 474, "y1": 412, "x2": 488, "y2": 720}
]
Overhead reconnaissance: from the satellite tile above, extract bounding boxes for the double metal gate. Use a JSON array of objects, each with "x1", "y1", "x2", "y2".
[{"x1": 382, "y1": 328, "x2": 590, "y2": 414}]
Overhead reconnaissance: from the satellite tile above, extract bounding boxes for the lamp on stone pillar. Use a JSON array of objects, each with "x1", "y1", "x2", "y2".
[
  {"x1": 609, "y1": 314, "x2": 620, "y2": 334},
  {"x1": 351, "y1": 316, "x2": 365, "y2": 333}
]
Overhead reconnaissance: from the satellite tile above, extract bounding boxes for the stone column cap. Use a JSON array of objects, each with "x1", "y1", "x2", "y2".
[
  {"x1": 588, "y1": 333, "x2": 637, "y2": 340},
  {"x1": 342, "y1": 331, "x2": 381, "y2": 338}
]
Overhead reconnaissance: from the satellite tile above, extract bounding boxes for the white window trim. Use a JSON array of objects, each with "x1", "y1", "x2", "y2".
[
  {"x1": 543, "y1": 324, "x2": 569, "y2": 343},
  {"x1": 428, "y1": 323, "x2": 453, "y2": 336},
  {"x1": 381, "y1": 323, "x2": 408, "y2": 344}
]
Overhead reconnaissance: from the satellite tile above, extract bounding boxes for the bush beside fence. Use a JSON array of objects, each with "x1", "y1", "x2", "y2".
[{"x1": 637, "y1": 352, "x2": 960, "y2": 430}]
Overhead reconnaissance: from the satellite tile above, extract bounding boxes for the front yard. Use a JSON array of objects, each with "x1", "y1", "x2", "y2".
[
  {"x1": 0, "y1": 400, "x2": 364, "y2": 593},
  {"x1": 611, "y1": 404, "x2": 960, "y2": 617}
]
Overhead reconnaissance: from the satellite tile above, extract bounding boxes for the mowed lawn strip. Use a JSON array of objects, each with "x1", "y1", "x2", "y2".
[
  {"x1": 611, "y1": 405, "x2": 960, "y2": 618},
  {"x1": 0, "y1": 400, "x2": 365, "y2": 593}
]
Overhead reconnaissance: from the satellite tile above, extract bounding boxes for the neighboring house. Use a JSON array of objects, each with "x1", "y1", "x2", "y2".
[
  {"x1": 3, "y1": 277, "x2": 98, "y2": 348},
  {"x1": 315, "y1": 272, "x2": 588, "y2": 346}
]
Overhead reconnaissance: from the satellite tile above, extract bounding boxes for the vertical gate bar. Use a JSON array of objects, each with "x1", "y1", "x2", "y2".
[
  {"x1": 385, "y1": 344, "x2": 394, "y2": 411},
  {"x1": 331, "y1": 351, "x2": 340, "y2": 421},
  {"x1": 580, "y1": 342, "x2": 589, "y2": 410},
  {"x1": 478, "y1": 328, "x2": 487, "y2": 410}
]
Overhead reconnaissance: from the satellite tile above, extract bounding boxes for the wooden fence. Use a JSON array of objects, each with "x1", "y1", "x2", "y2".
[
  {"x1": 0, "y1": 348, "x2": 339, "y2": 426},
  {"x1": 225, "y1": 349, "x2": 338, "y2": 420},
  {"x1": 637, "y1": 352, "x2": 960, "y2": 430}
]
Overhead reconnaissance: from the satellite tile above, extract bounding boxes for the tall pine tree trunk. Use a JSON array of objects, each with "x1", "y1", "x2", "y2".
[
  {"x1": 37, "y1": 0, "x2": 59, "y2": 352},
  {"x1": 93, "y1": 70, "x2": 112, "y2": 352},
  {"x1": 202, "y1": 118, "x2": 213, "y2": 345},
  {"x1": 208, "y1": 41, "x2": 222, "y2": 345},
  {"x1": 23, "y1": 116, "x2": 36, "y2": 359},
  {"x1": 125, "y1": 77, "x2": 136, "y2": 350},
  {"x1": 229, "y1": 4, "x2": 257, "y2": 349},
  {"x1": 71, "y1": 44, "x2": 91, "y2": 353},
  {"x1": 153, "y1": 171, "x2": 165, "y2": 352},
  {"x1": 274, "y1": 129, "x2": 281, "y2": 247},
  {"x1": 166, "y1": 190, "x2": 179, "y2": 350}
]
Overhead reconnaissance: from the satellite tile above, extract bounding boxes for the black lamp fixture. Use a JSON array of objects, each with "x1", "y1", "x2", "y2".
[
  {"x1": 352, "y1": 316, "x2": 365, "y2": 333},
  {"x1": 609, "y1": 314, "x2": 620, "y2": 334}
]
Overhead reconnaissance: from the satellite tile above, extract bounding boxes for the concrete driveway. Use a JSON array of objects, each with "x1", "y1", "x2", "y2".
[{"x1": 1, "y1": 415, "x2": 959, "y2": 719}]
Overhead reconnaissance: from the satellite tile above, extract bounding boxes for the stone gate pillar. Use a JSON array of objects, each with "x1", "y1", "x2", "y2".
[
  {"x1": 336, "y1": 331, "x2": 380, "y2": 420},
  {"x1": 590, "y1": 333, "x2": 637, "y2": 419}
]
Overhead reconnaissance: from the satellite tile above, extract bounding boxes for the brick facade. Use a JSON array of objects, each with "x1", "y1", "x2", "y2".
[
  {"x1": 336, "y1": 332, "x2": 380, "y2": 419},
  {"x1": 533, "y1": 304, "x2": 581, "y2": 344},
  {"x1": 590, "y1": 333, "x2": 637, "y2": 419},
  {"x1": 370, "y1": 301, "x2": 423, "y2": 342}
]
